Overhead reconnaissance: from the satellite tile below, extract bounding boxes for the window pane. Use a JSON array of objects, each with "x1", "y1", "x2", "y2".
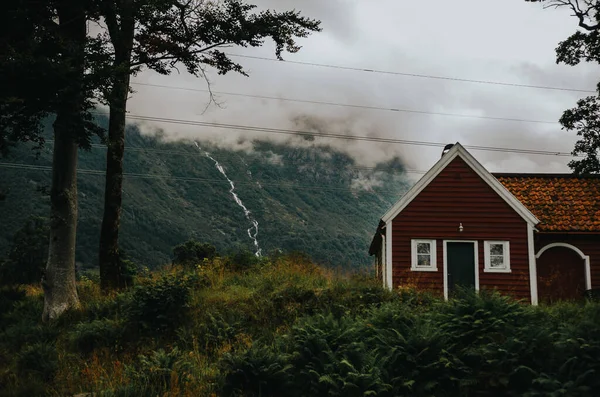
[
  {"x1": 417, "y1": 243, "x2": 430, "y2": 254},
  {"x1": 417, "y1": 254, "x2": 431, "y2": 267},
  {"x1": 490, "y1": 244, "x2": 504, "y2": 256},
  {"x1": 490, "y1": 255, "x2": 504, "y2": 268}
]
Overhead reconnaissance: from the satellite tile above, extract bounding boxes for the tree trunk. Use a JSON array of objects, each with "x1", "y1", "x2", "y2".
[
  {"x1": 99, "y1": 72, "x2": 130, "y2": 291},
  {"x1": 99, "y1": 2, "x2": 136, "y2": 291},
  {"x1": 43, "y1": 120, "x2": 81, "y2": 321},
  {"x1": 42, "y1": 1, "x2": 86, "y2": 321}
]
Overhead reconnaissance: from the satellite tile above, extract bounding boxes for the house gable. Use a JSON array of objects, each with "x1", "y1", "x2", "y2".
[
  {"x1": 389, "y1": 154, "x2": 534, "y2": 301},
  {"x1": 381, "y1": 143, "x2": 539, "y2": 226}
]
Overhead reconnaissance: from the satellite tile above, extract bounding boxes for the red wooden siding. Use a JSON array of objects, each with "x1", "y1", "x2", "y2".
[
  {"x1": 535, "y1": 234, "x2": 600, "y2": 290},
  {"x1": 391, "y1": 156, "x2": 531, "y2": 301}
]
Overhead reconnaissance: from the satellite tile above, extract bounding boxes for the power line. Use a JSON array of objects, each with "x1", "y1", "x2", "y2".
[
  {"x1": 110, "y1": 113, "x2": 577, "y2": 158},
  {"x1": 224, "y1": 53, "x2": 596, "y2": 94},
  {"x1": 0, "y1": 163, "x2": 412, "y2": 193},
  {"x1": 130, "y1": 82, "x2": 557, "y2": 124}
]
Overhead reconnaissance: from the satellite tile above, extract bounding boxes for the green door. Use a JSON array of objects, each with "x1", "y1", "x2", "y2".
[{"x1": 447, "y1": 242, "x2": 476, "y2": 296}]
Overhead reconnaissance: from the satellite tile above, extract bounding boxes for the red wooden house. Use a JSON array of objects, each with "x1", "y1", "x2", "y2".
[{"x1": 369, "y1": 143, "x2": 600, "y2": 304}]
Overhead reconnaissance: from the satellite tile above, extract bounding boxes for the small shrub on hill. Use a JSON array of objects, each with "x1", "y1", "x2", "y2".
[
  {"x1": 15, "y1": 342, "x2": 58, "y2": 382},
  {"x1": 131, "y1": 347, "x2": 190, "y2": 391},
  {"x1": 221, "y1": 344, "x2": 291, "y2": 397},
  {"x1": 68, "y1": 319, "x2": 126, "y2": 354},
  {"x1": 228, "y1": 247, "x2": 261, "y2": 272},
  {"x1": 0, "y1": 286, "x2": 26, "y2": 317},
  {"x1": 123, "y1": 274, "x2": 194, "y2": 335},
  {"x1": 173, "y1": 240, "x2": 217, "y2": 268},
  {"x1": 0, "y1": 217, "x2": 49, "y2": 286}
]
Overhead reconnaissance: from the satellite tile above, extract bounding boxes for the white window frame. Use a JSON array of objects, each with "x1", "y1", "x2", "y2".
[
  {"x1": 411, "y1": 239, "x2": 438, "y2": 272},
  {"x1": 484, "y1": 241, "x2": 511, "y2": 273}
]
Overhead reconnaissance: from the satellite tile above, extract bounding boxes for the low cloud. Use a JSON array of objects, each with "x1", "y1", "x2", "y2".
[{"x1": 126, "y1": 0, "x2": 591, "y2": 178}]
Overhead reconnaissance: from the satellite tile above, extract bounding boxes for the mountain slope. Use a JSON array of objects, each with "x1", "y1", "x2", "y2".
[{"x1": 0, "y1": 117, "x2": 410, "y2": 269}]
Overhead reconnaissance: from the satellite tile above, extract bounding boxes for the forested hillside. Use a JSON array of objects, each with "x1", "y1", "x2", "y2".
[{"x1": 0, "y1": 116, "x2": 409, "y2": 270}]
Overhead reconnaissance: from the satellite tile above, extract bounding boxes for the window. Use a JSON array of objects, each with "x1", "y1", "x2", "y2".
[
  {"x1": 484, "y1": 241, "x2": 510, "y2": 272},
  {"x1": 411, "y1": 239, "x2": 437, "y2": 271}
]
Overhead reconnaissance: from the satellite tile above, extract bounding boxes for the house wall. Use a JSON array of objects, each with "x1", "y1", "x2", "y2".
[
  {"x1": 391, "y1": 156, "x2": 531, "y2": 301},
  {"x1": 535, "y1": 233, "x2": 600, "y2": 290}
]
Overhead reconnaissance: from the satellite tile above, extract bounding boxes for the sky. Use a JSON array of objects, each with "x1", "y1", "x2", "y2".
[{"x1": 126, "y1": 0, "x2": 600, "y2": 179}]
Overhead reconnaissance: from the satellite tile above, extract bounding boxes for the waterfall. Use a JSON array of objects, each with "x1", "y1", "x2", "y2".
[{"x1": 194, "y1": 142, "x2": 262, "y2": 257}]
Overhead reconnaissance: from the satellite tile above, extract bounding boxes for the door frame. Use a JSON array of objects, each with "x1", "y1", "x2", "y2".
[{"x1": 443, "y1": 240, "x2": 479, "y2": 300}]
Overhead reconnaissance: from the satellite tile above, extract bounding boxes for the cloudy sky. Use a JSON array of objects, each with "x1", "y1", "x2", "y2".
[{"x1": 127, "y1": 0, "x2": 599, "y2": 178}]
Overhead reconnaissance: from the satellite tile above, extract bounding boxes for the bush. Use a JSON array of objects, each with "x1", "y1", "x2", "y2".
[
  {"x1": 221, "y1": 344, "x2": 291, "y2": 397},
  {"x1": 16, "y1": 342, "x2": 58, "y2": 382},
  {"x1": 0, "y1": 286, "x2": 26, "y2": 317},
  {"x1": 318, "y1": 282, "x2": 396, "y2": 318},
  {"x1": 228, "y1": 248, "x2": 260, "y2": 272},
  {"x1": 123, "y1": 274, "x2": 192, "y2": 334},
  {"x1": 69, "y1": 319, "x2": 125, "y2": 354},
  {"x1": 0, "y1": 217, "x2": 49, "y2": 286},
  {"x1": 173, "y1": 240, "x2": 217, "y2": 268},
  {"x1": 189, "y1": 310, "x2": 245, "y2": 355},
  {"x1": 127, "y1": 347, "x2": 192, "y2": 394}
]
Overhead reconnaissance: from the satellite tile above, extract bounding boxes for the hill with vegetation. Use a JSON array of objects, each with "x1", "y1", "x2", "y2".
[
  {"x1": 0, "y1": 116, "x2": 409, "y2": 271},
  {"x1": 1, "y1": 256, "x2": 599, "y2": 396}
]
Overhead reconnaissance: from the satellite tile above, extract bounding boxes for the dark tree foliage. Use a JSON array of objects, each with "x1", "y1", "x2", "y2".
[
  {"x1": 0, "y1": 0, "x2": 103, "y2": 153},
  {"x1": 173, "y1": 240, "x2": 217, "y2": 267},
  {"x1": 527, "y1": 0, "x2": 600, "y2": 173},
  {"x1": 91, "y1": 0, "x2": 322, "y2": 291}
]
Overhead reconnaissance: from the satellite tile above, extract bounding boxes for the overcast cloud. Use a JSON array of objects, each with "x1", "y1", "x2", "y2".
[{"x1": 126, "y1": 0, "x2": 600, "y2": 178}]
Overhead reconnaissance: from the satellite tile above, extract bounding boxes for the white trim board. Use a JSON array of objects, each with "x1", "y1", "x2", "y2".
[
  {"x1": 536, "y1": 242, "x2": 592, "y2": 291},
  {"x1": 381, "y1": 143, "x2": 540, "y2": 226},
  {"x1": 443, "y1": 240, "x2": 479, "y2": 300},
  {"x1": 527, "y1": 224, "x2": 538, "y2": 305},
  {"x1": 385, "y1": 219, "x2": 393, "y2": 290}
]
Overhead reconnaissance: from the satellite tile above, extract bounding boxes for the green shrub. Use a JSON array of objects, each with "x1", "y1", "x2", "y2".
[
  {"x1": 270, "y1": 285, "x2": 319, "y2": 321},
  {"x1": 1, "y1": 297, "x2": 57, "y2": 353},
  {"x1": 123, "y1": 274, "x2": 192, "y2": 334},
  {"x1": 318, "y1": 282, "x2": 396, "y2": 317},
  {"x1": 286, "y1": 314, "x2": 389, "y2": 397},
  {"x1": 228, "y1": 248, "x2": 260, "y2": 272},
  {"x1": 126, "y1": 347, "x2": 192, "y2": 394},
  {"x1": 15, "y1": 342, "x2": 57, "y2": 382},
  {"x1": 0, "y1": 376, "x2": 47, "y2": 397},
  {"x1": 69, "y1": 319, "x2": 125, "y2": 354},
  {"x1": 221, "y1": 344, "x2": 291, "y2": 397},
  {"x1": 190, "y1": 310, "x2": 245, "y2": 354},
  {"x1": 2, "y1": 323, "x2": 59, "y2": 353},
  {"x1": 173, "y1": 240, "x2": 217, "y2": 268},
  {"x1": 120, "y1": 258, "x2": 139, "y2": 287},
  {"x1": 0, "y1": 217, "x2": 49, "y2": 286},
  {"x1": 0, "y1": 286, "x2": 26, "y2": 317},
  {"x1": 367, "y1": 304, "x2": 461, "y2": 396},
  {"x1": 439, "y1": 289, "x2": 529, "y2": 346}
]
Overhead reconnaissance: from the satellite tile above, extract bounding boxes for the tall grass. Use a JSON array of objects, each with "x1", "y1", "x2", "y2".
[{"x1": 0, "y1": 254, "x2": 598, "y2": 396}]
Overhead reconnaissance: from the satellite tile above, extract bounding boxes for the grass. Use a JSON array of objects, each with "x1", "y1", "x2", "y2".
[{"x1": 0, "y1": 253, "x2": 599, "y2": 396}]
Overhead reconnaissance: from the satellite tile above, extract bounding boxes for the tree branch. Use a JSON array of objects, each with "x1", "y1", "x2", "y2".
[
  {"x1": 543, "y1": 0, "x2": 600, "y2": 30},
  {"x1": 129, "y1": 40, "x2": 229, "y2": 68}
]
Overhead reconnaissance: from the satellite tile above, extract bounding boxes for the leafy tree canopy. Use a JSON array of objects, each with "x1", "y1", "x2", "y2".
[
  {"x1": 87, "y1": 0, "x2": 322, "y2": 97},
  {"x1": 527, "y1": 0, "x2": 600, "y2": 173},
  {"x1": 0, "y1": 0, "x2": 104, "y2": 155}
]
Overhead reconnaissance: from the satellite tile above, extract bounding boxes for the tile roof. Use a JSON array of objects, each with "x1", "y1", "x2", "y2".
[{"x1": 494, "y1": 174, "x2": 600, "y2": 232}]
